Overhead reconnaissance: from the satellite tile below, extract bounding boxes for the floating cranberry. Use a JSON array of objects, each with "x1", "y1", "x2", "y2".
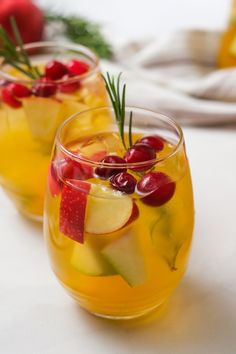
[
  {"x1": 137, "y1": 135, "x2": 164, "y2": 152},
  {"x1": 95, "y1": 155, "x2": 126, "y2": 179},
  {"x1": 32, "y1": 78, "x2": 57, "y2": 97},
  {"x1": 110, "y1": 172, "x2": 137, "y2": 194},
  {"x1": 59, "y1": 75, "x2": 80, "y2": 93},
  {"x1": 137, "y1": 171, "x2": 175, "y2": 207},
  {"x1": 1, "y1": 87, "x2": 22, "y2": 108},
  {"x1": 45, "y1": 60, "x2": 68, "y2": 80},
  {"x1": 124, "y1": 143, "x2": 156, "y2": 172},
  {"x1": 67, "y1": 59, "x2": 89, "y2": 76},
  {"x1": 8, "y1": 83, "x2": 31, "y2": 98}
]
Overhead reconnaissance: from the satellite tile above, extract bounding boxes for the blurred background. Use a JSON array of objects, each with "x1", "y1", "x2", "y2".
[
  {"x1": 35, "y1": 0, "x2": 230, "y2": 36},
  {"x1": 2, "y1": 0, "x2": 236, "y2": 124}
]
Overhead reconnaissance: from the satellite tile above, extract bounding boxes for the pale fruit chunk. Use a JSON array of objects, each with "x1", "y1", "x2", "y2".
[
  {"x1": 101, "y1": 229, "x2": 146, "y2": 286},
  {"x1": 4, "y1": 105, "x2": 29, "y2": 131},
  {"x1": 85, "y1": 185, "x2": 133, "y2": 234},
  {"x1": 150, "y1": 208, "x2": 183, "y2": 271},
  {"x1": 71, "y1": 239, "x2": 115, "y2": 276},
  {"x1": 78, "y1": 137, "x2": 107, "y2": 159},
  {"x1": 56, "y1": 93, "x2": 79, "y2": 102},
  {"x1": 23, "y1": 97, "x2": 63, "y2": 143}
]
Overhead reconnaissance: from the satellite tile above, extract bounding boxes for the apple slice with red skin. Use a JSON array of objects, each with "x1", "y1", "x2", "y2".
[
  {"x1": 49, "y1": 149, "x2": 109, "y2": 197},
  {"x1": 85, "y1": 185, "x2": 133, "y2": 234},
  {"x1": 124, "y1": 202, "x2": 139, "y2": 227},
  {"x1": 60, "y1": 180, "x2": 135, "y2": 243},
  {"x1": 60, "y1": 180, "x2": 91, "y2": 243},
  {"x1": 48, "y1": 158, "x2": 93, "y2": 197}
]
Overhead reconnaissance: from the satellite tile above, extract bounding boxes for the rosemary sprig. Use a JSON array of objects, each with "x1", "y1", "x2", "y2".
[
  {"x1": 46, "y1": 13, "x2": 113, "y2": 59},
  {"x1": 128, "y1": 111, "x2": 133, "y2": 148},
  {"x1": 103, "y1": 72, "x2": 133, "y2": 150},
  {"x1": 0, "y1": 17, "x2": 41, "y2": 80}
]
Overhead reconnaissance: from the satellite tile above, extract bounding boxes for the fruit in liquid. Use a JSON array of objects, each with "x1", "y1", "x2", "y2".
[
  {"x1": 45, "y1": 132, "x2": 194, "y2": 318},
  {"x1": 0, "y1": 61, "x2": 108, "y2": 218}
]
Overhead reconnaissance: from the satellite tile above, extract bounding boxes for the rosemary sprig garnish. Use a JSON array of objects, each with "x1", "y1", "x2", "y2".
[
  {"x1": 0, "y1": 17, "x2": 41, "y2": 80},
  {"x1": 103, "y1": 72, "x2": 133, "y2": 150},
  {"x1": 128, "y1": 111, "x2": 133, "y2": 148}
]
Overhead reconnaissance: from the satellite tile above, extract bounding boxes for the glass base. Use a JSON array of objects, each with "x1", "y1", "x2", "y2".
[
  {"x1": 0, "y1": 184, "x2": 44, "y2": 223},
  {"x1": 91, "y1": 301, "x2": 167, "y2": 321},
  {"x1": 19, "y1": 209, "x2": 43, "y2": 223},
  {"x1": 62, "y1": 282, "x2": 169, "y2": 321}
]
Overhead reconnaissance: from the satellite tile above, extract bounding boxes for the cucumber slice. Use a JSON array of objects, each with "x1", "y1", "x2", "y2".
[{"x1": 101, "y1": 229, "x2": 146, "y2": 287}]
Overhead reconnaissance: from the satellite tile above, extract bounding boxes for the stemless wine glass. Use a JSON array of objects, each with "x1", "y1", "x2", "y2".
[
  {"x1": 0, "y1": 42, "x2": 107, "y2": 221},
  {"x1": 44, "y1": 106, "x2": 194, "y2": 319}
]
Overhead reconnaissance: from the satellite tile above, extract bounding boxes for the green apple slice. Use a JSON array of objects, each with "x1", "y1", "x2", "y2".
[
  {"x1": 101, "y1": 229, "x2": 146, "y2": 287},
  {"x1": 85, "y1": 185, "x2": 133, "y2": 234},
  {"x1": 150, "y1": 207, "x2": 182, "y2": 271},
  {"x1": 23, "y1": 97, "x2": 64, "y2": 143},
  {"x1": 71, "y1": 239, "x2": 115, "y2": 276}
]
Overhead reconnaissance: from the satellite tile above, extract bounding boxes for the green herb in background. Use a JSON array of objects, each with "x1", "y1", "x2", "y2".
[
  {"x1": 0, "y1": 17, "x2": 41, "y2": 79},
  {"x1": 46, "y1": 14, "x2": 113, "y2": 59}
]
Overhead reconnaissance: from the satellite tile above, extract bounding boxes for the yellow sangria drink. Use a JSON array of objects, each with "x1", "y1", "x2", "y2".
[
  {"x1": 44, "y1": 102, "x2": 194, "y2": 319},
  {"x1": 0, "y1": 42, "x2": 107, "y2": 220}
]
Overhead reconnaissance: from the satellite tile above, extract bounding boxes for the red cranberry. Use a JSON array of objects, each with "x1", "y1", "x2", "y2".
[
  {"x1": 32, "y1": 78, "x2": 57, "y2": 97},
  {"x1": 8, "y1": 83, "x2": 31, "y2": 98},
  {"x1": 59, "y1": 75, "x2": 80, "y2": 93},
  {"x1": 45, "y1": 60, "x2": 68, "y2": 80},
  {"x1": 137, "y1": 171, "x2": 175, "y2": 206},
  {"x1": 95, "y1": 155, "x2": 126, "y2": 179},
  {"x1": 124, "y1": 143, "x2": 156, "y2": 172},
  {"x1": 67, "y1": 59, "x2": 89, "y2": 76},
  {"x1": 1, "y1": 87, "x2": 22, "y2": 108},
  {"x1": 137, "y1": 135, "x2": 164, "y2": 152},
  {"x1": 110, "y1": 172, "x2": 137, "y2": 194}
]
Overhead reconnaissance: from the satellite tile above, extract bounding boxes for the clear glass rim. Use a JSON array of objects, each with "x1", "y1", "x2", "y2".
[
  {"x1": 0, "y1": 41, "x2": 100, "y2": 84},
  {"x1": 56, "y1": 106, "x2": 184, "y2": 168}
]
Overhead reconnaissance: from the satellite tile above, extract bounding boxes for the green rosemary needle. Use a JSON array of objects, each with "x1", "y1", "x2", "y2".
[
  {"x1": 103, "y1": 72, "x2": 133, "y2": 150},
  {"x1": 46, "y1": 13, "x2": 113, "y2": 59},
  {"x1": 0, "y1": 17, "x2": 41, "y2": 80}
]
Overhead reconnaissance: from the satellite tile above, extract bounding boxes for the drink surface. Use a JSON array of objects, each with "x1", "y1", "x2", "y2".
[
  {"x1": 0, "y1": 63, "x2": 107, "y2": 219},
  {"x1": 45, "y1": 130, "x2": 194, "y2": 318}
]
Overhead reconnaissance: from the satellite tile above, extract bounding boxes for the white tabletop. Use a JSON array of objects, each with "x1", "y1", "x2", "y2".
[{"x1": 1, "y1": 1, "x2": 236, "y2": 353}]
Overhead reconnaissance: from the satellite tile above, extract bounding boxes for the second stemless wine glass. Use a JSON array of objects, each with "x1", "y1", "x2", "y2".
[
  {"x1": 0, "y1": 42, "x2": 107, "y2": 221},
  {"x1": 44, "y1": 106, "x2": 194, "y2": 319}
]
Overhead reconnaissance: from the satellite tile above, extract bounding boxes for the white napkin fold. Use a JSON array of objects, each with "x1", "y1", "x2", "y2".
[{"x1": 102, "y1": 30, "x2": 236, "y2": 125}]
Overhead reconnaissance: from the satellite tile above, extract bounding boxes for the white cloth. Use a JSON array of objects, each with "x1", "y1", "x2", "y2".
[{"x1": 102, "y1": 30, "x2": 236, "y2": 125}]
